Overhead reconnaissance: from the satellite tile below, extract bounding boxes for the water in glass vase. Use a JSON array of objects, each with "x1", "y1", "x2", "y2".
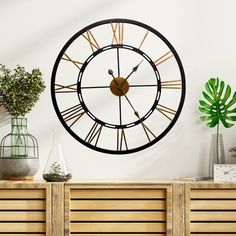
[{"x1": 11, "y1": 117, "x2": 28, "y2": 158}]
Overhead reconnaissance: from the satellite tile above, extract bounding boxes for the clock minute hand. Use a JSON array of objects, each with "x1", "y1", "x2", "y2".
[{"x1": 124, "y1": 60, "x2": 144, "y2": 81}]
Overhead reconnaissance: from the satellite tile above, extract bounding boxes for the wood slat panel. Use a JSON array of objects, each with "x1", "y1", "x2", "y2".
[
  {"x1": 191, "y1": 189, "x2": 236, "y2": 199},
  {"x1": 190, "y1": 234, "x2": 236, "y2": 236},
  {"x1": 0, "y1": 200, "x2": 45, "y2": 210},
  {"x1": 191, "y1": 211, "x2": 236, "y2": 221},
  {"x1": 191, "y1": 200, "x2": 236, "y2": 210},
  {"x1": 71, "y1": 211, "x2": 166, "y2": 221},
  {"x1": 0, "y1": 189, "x2": 45, "y2": 199},
  {"x1": 70, "y1": 189, "x2": 166, "y2": 199},
  {"x1": 0, "y1": 211, "x2": 45, "y2": 221},
  {"x1": 71, "y1": 233, "x2": 165, "y2": 236},
  {"x1": 190, "y1": 222, "x2": 236, "y2": 232},
  {"x1": 70, "y1": 222, "x2": 166, "y2": 232},
  {"x1": 71, "y1": 200, "x2": 165, "y2": 210},
  {"x1": 0, "y1": 222, "x2": 45, "y2": 232},
  {"x1": 0, "y1": 234, "x2": 46, "y2": 236},
  {"x1": 70, "y1": 234, "x2": 165, "y2": 236}
]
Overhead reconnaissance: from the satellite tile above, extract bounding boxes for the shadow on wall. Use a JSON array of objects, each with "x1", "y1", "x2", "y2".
[
  {"x1": 0, "y1": 107, "x2": 9, "y2": 128},
  {"x1": 0, "y1": 0, "x2": 125, "y2": 63}
]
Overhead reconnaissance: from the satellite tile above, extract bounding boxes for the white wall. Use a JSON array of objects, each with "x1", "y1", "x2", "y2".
[{"x1": 1, "y1": 0, "x2": 236, "y2": 180}]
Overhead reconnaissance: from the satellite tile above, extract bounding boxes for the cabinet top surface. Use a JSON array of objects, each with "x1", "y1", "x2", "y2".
[{"x1": 0, "y1": 178, "x2": 236, "y2": 185}]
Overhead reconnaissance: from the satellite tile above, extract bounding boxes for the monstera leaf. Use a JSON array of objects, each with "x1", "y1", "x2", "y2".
[{"x1": 199, "y1": 78, "x2": 236, "y2": 128}]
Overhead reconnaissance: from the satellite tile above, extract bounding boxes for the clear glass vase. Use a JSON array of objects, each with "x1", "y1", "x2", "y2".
[
  {"x1": 43, "y1": 132, "x2": 72, "y2": 182},
  {"x1": 11, "y1": 117, "x2": 28, "y2": 157},
  {"x1": 209, "y1": 133, "x2": 225, "y2": 178}
]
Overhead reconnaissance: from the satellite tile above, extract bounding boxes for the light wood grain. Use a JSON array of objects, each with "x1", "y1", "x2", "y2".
[
  {"x1": 70, "y1": 211, "x2": 165, "y2": 221},
  {"x1": 0, "y1": 200, "x2": 45, "y2": 210},
  {"x1": 0, "y1": 211, "x2": 45, "y2": 221},
  {"x1": 191, "y1": 211, "x2": 236, "y2": 221},
  {"x1": 0, "y1": 222, "x2": 45, "y2": 232},
  {"x1": 70, "y1": 222, "x2": 166, "y2": 232},
  {"x1": 172, "y1": 183, "x2": 185, "y2": 236},
  {"x1": 51, "y1": 183, "x2": 64, "y2": 236},
  {"x1": 70, "y1": 189, "x2": 166, "y2": 199},
  {"x1": 190, "y1": 222, "x2": 236, "y2": 232},
  {"x1": 0, "y1": 189, "x2": 45, "y2": 199},
  {"x1": 191, "y1": 200, "x2": 236, "y2": 210},
  {"x1": 71, "y1": 200, "x2": 165, "y2": 210},
  {"x1": 191, "y1": 189, "x2": 236, "y2": 199},
  {"x1": 0, "y1": 234, "x2": 46, "y2": 236},
  {"x1": 70, "y1": 234, "x2": 165, "y2": 236}
]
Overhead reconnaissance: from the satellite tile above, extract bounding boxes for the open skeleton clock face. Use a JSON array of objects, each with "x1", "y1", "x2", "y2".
[{"x1": 51, "y1": 18, "x2": 186, "y2": 154}]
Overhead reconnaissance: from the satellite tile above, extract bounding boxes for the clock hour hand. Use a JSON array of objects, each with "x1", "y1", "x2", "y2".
[{"x1": 108, "y1": 69, "x2": 140, "y2": 119}]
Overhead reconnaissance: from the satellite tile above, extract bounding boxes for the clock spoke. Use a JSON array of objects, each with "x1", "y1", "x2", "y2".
[
  {"x1": 117, "y1": 48, "x2": 121, "y2": 77},
  {"x1": 81, "y1": 85, "x2": 110, "y2": 89},
  {"x1": 119, "y1": 96, "x2": 122, "y2": 126},
  {"x1": 129, "y1": 84, "x2": 158, "y2": 88}
]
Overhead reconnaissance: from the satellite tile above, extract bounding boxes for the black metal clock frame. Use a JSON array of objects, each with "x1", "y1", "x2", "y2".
[{"x1": 51, "y1": 18, "x2": 186, "y2": 154}]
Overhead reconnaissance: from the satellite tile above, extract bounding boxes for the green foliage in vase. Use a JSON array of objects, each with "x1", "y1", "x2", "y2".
[
  {"x1": 199, "y1": 77, "x2": 236, "y2": 163},
  {"x1": 199, "y1": 77, "x2": 236, "y2": 128},
  {"x1": 0, "y1": 64, "x2": 45, "y2": 117}
]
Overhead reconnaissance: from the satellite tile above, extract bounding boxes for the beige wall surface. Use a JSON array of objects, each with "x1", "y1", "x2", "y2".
[{"x1": 0, "y1": 0, "x2": 236, "y2": 180}]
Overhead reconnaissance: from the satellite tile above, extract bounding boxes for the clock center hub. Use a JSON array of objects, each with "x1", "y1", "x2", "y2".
[{"x1": 110, "y1": 77, "x2": 129, "y2": 96}]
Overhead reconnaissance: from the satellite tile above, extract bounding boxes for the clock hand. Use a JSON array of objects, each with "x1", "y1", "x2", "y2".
[
  {"x1": 108, "y1": 69, "x2": 140, "y2": 119},
  {"x1": 124, "y1": 60, "x2": 144, "y2": 81},
  {"x1": 224, "y1": 168, "x2": 233, "y2": 175}
]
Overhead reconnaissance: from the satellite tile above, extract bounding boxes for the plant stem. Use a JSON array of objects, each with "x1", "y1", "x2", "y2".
[{"x1": 216, "y1": 122, "x2": 219, "y2": 164}]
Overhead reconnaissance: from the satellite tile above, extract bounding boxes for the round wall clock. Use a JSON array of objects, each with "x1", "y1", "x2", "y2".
[{"x1": 51, "y1": 18, "x2": 186, "y2": 154}]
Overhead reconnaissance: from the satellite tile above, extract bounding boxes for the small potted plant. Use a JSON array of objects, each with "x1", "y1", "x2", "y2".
[
  {"x1": 199, "y1": 77, "x2": 236, "y2": 177},
  {"x1": 0, "y1": 64, "x2": 45, "y2": 179}
]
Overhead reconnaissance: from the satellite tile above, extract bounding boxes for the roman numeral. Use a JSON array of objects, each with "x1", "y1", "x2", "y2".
[
  {"x1": 138, "y1": 30, "x2": 149, "y2": 49},
  {"x1": 156, "y1": 104, "x2": 176, "y2": 121},
  {"x1": 85, "y1": 122, "x2": 103, "y2": 146},
  {"x1": 82, "y1": 30, "x2": 100, "y2": 53},
  {"x1": 154, "y1": 51, "x2": 173, "y2": 66},
  {"x1": 161, "y1": 80, "x2": 182, "y2": 89},
  {"x1": 55, "y1": 83, "x2": 77, "y2": 93},
  {"x1": 141, "y1": 122, "x2": 156, "y2": 142},
  {"x1": 61, "y1": 53, "x2": 83, "y2": 70},
  {"x1": 61, "y1": 104, "x2": 85, "y2": 127},
  {"x1": 111, "y1": 23, "x2": 124, "y2": 45},
  {"x1": 117, "y1": 128, "x2": 128, "y2": 151}
]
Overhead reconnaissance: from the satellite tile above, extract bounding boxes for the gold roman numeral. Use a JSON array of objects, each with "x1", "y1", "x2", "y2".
[
  {"x1": 61, "y1": 104, "x2": 85, "y2": 127},
  {"x1": 85, "y1": 122, "x2": 103, "y2": 146},
  {"x1": 82, "y1": 30, "x2": 100, "y2": 53},
  {"x1": 156, "y1": 104, "x2": 176, "y2": 121},
  {"x1": 141, "y1": 122, "x2": 156, "y2": 142},
  {"x1": 138, "y1": 30, "x2": 149, "y2": 49},
  {"x1": 62, "y1": 53, "x2": 83, "y2": 70},
  {"x1": 111, "y1": 23, "x2": 124, "y2": 45},
  {"x1": 161, "y1": 80, "x2": 182, "y2": 89},
  {"x1": 55, "y1": 83, "x2": 77, "y2": 93},
  {"x1": 117, "y1": 128, "x2": 128, "y2": 151},
  {"x1": 154, "y1": 51, "x2": 173, "y2": 66}
]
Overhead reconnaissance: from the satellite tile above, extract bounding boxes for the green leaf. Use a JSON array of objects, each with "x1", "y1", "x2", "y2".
[{"x1": 199, "y1": 77, "x2": 236, "y2": 129}]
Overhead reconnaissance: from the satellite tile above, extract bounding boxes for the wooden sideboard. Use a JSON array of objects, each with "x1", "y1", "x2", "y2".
[{"x1": 0, "y1": 180, "x2": 236, "y2": 236}]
